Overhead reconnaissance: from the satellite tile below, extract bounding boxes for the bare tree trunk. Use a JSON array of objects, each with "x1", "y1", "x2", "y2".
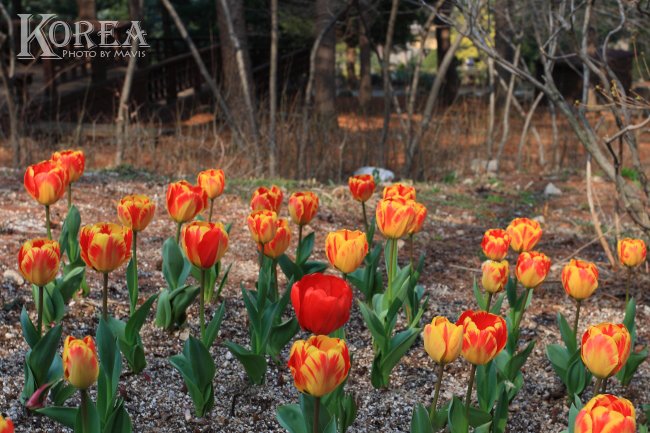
[
  {"x1": 268, "y1": 0, "x2": 279, "y2": 176},
  {"x1": 486, "y1": 57, "x2": 496, "y2": 158},
  {"x1": 77, "y1": 0, "x2": 96, "y2": 19},
  {"x1": 378, "y1": 0, "x2": 400, "y2": 165},
  {"x1": 314, "y1": 0, "x2": 338, "y2": 122},
  {"x1": 516, "y1": 91, "x2": 544, "y2": 168},
  {"x1": 0, "y1": 2, "x2": 19, "y2": 167},
  {"x1": 345, "y1": 45, "x2": 357, "y2": 90},
  {"x1": 494, "y1": 43, "x2": 521, "y2": 167},
  {"x1": 357, "y1": 0, "x2": 372, "y2": 112},
  {"x1": 435, "y1": 0, "x2": 458, "y2": 103}
]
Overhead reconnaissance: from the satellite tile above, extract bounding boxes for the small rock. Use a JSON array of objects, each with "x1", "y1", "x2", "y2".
[
  {"x1": 544, "y1": 182, "x2": 562, "y2": 196},
  {"x1": 533, "y1": 215, "x2": 545, "y2": 224},
  {"x1": 225, "y1": 351, "x2": 233, "y2": 360},
  {"x1": 184, "y1": 408, "x2": 191, "y2": 422},
  {"x1": 353, "y1": 166, "x2": 394, "y2": 183},
  {"x1": 3, "y1": 269, "x2": 24, "y2": 286},
  {"x1": 179, "y1": 329, "x2": 190, "y2": 341}
]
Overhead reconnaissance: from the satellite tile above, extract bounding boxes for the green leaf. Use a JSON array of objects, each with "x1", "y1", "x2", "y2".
[
  {"x1": 476, "y1": 362, "x2": 497, "y2": 412},
  {"x1": 276, "y1": 404, "x2": 308, "y2": 433},
  {"x1": 623, "y1": 297, "x2": 636, "y2": 335},
  {"x1": 57, "y1": 266, "x2": 85, "y2": 303},
  {"x1": 20, "y1": 307, "x2": 39, "y2": 348},
  {"x1": 448, "y1": 397, "x2": 468, "y2": 433},
  {"x1": 300, "y1": 394, "x2": 333, "y2": 433},
  {"x1": 297, "y1": 232, "x2": 315, "y2": 264},
  {"x1": 490, "y1": 292, "x2": 506, "y2": 314},
  {"x1": 566, "y1": 356, "x2": 587, "y2": 397},
  {"x1": 381, "y1": 327, "x2": 420, "y2": 376},
  {"x1": 102, "y1": 399, "x2": 132, "y2": 433},
  {"x1": 468, "y1": 407, "x2": 491, "y2": 427},
  {"x1": 473, "y1": 277, "x2": 487, "y2": 311},
  {"x1": 185, "y1": 337, "x2": 215, "y2": 389},
  {"x1": 203, "y1": 302, "x2": 226, "y2": 348},
  {"x1": 75, "y1": 393, "x2": 101, "y2": 433},
  {"x1": 278, "y1": 254, "x2": 302, "y2": 282},
  {"x1": 567, "y1": 396, "x2": 583, "y2": 433},
  {"x1": 546, "y1": 344, "x2": 571, "y2": 381},
  {"x1": 37, "y1": 406, "x2": 78, "y2": 428},
  {"x1": 125, "y1": 294, "x2": 157, "y2": 344},
  {"x1": 28, "y1": 324, "x2": 62, "y2": 386},
  {"x1": 491, "y1": 387, "x2": 509, "y2": 433},
  {"x1": 96, "y1": 319, "x2": 121, "y2": 422},
  {"x1": 358, "y1": 301, "x2": 387, "y2": 351},
  {"x1": 616, "y1": 347, "x2": 649, "y2": 386},
  {"x1": 558, "y1": 312, "x2": 577, "y2": 354},
  {"x1": 410, "y1": 403, "x2": 434, "y2": 433},
  {"x1": 506, "y1": 340, "x2": 536, "y2": 380},
  {"x1": 268, "y1": 318, "x2": 299, "y2": 357},
  {"x1": 162, "y1": 238, "x2": 191, "y2": 289},
  {"x1": 224, "y1": 341, "x2": 267, "y2": 385}
]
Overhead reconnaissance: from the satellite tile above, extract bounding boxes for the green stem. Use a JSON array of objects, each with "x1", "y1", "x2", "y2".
[
  {"x1": 102, "y1": 272, "x2": 109, "y2": 320},
  {"x1": 313, "y1": 397, "x2": 320, "y2": 433},
  {"x1": 409, "y1": 234, "x2": 414, "y2": 269},
  {"x1": 199, "y1": 268, "x2": 205, "y2": 340},
  {"x1": 593, "y1": 377, "x2": 603, "y2": 397},
  {"x1": 486, "y1": 292, "x2": 493, "y2": 312},
  {"x1": 465, "y1": 364, "x2": 478, "y2": 419},
  {"x1": 573, "y1": 300, "x2": 581, "y2": 337},
  {"x1": 208, "y1": 198, "x2": 215, "y2": 223},
  {"x1": 625, "y1": 267, "x2": 632, "y2": 305},
  {"x1": 514, "y1": 288, "x2": 534, "y2": 331},
  {"x1": 67, "y1": 183, "x2": 72, "y2": 209},
  {"x1": 37, "y1": 285, "x2": 44, "y2": 337},
  {"x1": 258, "y1": 243, "x2": 265, "y2": 271},
  {"x1": 272, "y1": 260, "x2": 278, "y2": 302},
  {"x1": 45, "y1": 205, "x2": 52, "y2": 240},
  {"x1": 80, "y1": 389, "x2": 89, "y2": 431},
  {"x1": 175, "y1": 222, "x2": 182, "y2": 244},
  {"x1": 361, "y1": 201, "x2": 369, "y2": 233},
  {"x1": 429, "y1": 363, "x2": 445, "y2": 422},
  {"x1": 387, "y1": 238, "x2": 397, "y2": 301},
  {"x1": 130, "y1": 230, "x2": 138, "y2": 314},
  {"x1": 602, "y1": 377, "x2": 608, "y2": 394},
  {"x1": 298, "y1": 224, "x2": 303, "y2": 249}
]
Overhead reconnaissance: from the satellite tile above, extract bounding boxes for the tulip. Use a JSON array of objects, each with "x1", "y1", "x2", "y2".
[
  {"x1": 376, "y1": 197, "x2": 416, "y2": 240},
  {"x1": 349, "y1": 174, "x2": 375, "y2": 232},
  {"x1": 52, "y1": 149, "x2": 85, "y2": 208},
  {"x1": 481, "y1": 260, "x2": 509, "y2": 303},
  {"x1": 250, "y1": 185, "x2": 283, "y2": 213},
  {"x1": 291, "y1": 273, "x2": 353, "y2": 335},
  {"x1": 506, "y1": 217, "x2": 542, "y2": 253},
  {"x1": 18, "y1": 238, "x2": 61, "y2": 336},
  {"x1": 80, "y1": 222, "x2": 132, "y2": 319},
  {"x1": 457, "y1": 310, "x2": 507, "y2": 418},
  {"x1": 24, "y1": 160, "x2": 68, "y2": 239},
  {"x1": 618, "y1": 237, "x2": 646, "y2": 304},
  {"x1": 117, "y1": 194, "x2": 155, "y2": 313},
  {"x1": 288, "y1": 335, "x2": 351, "y2": 432},
  {"x1": 166, "y1": 180, "x2": 207, "y2": 241},
  {"x1": 423, "y1": 316, "x2": 463, "y2": 419},
  {"x1": 515, "y1": 251, "x2": 551, "y2": 289},
  {"x1": 325, "y1": 229, "x2": 368, "y2": 275},
  {"x1": 0, "y1": 415, "x2": 14, "y2": 433},
  {"x1": 197, "y1": 169, "x2": 225, "y2": 222},
  {"x1": 383, "y1": 183, "x2": 416, "y2": 200},
  {"x1": 562, "y1": 259, "x2": 599, "y2": 335},
  {"x1": 575, "y1": 394, "x2": 636, "y2": 433},
  {"x1": 260, "y1": 218, "x2": 292, "y2": 260},
  {"x1": 481, "y1": 229, "x2": 511, "y2": 261},
  {"x1": 63, "y1": 336, "x2": 99, "y2": 390},
  {"x1": 247, "y1": 209, "x2": 278, "y2": 246},
  {"x1": 581, "y1": 323, "x2": 631, "y2": 385},
  {"x1": 288, "y1": 191, "x2": 319, "y2": 245}
]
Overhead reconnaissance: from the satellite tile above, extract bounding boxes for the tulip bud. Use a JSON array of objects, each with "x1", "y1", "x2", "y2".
[
  {"x1": 481, "y1": 260, "x2": 509, "y2": 294},
  {"x1": 581, "y1": 323, "x2": 631, "y2": 379},
  {"x1": 247, "y1": 210, "x2": 278, "y2": 245},
  {"x1": 575, "y1": 394, "x2": 636, "y2": 433},
  {"x1": 197, "y1": 169, "x2": 226, "y2": 200},
  {"x1": 291, "y1": 273, "x2": 353, "y2": 335},
  {"x1": 348, "y1": 174, "x2": 375, "y2": 202},
  {"x1": 376, "y1": 197, "x2": 416, "y2": 239},
  {"x1": 423, "y1": 316, "x2": 463, "y2": 365},
  {"x1": 24, "y1": 160, "x2": 68, "y2": 206},
  {"x1": 25, "y1": 383, "x2": 53, "y2": 410},
  {"x1": 325, "y1": 229, "x2": 368, "y2": 274},
  {"x1": 383, "y1": 183, "x2": 416, "y2": 200},
  {"x1": 617, "y1": 238, "x2": 646, "y2": 268},
  {"x1": 117, "y1": 194, "x2": 156, "y2": 232},
  {"x1": 80, "y1": 223, "x2": 132, "y2": 273},
  {"x1": 481, "y1": 229, "x2": 511, "y2": 261},
  {"x1": 506, "y1": 218, "x2": 542, "y2": 253},
  {"x1": 63, "y1": 336, "x2": 99, "y2": 390},
  {"x1": 166, "y1": 180, "x2": 207, "y2": 223},
  {"x1": 515, "y1": 251, "x2": 551, "y2": 289},
  {"x1": 18, "y1": 238, "x2": 60, "y2": 287},
  {"x1": 408, "y1": 202, "x2": 427, "y2": 235},
  {"x1": 0, "y1": 415, "x2": 14, "y2": 433},
  {"x1": 561, "y1": 259, "x2": 598, "y2": 301},
  {"x1": 288, "y1": 335, "x2": 351, "y2": 397},
  {"x1": 181, "y1": 221, "x2": 229, "y2": 269},
  {"x1": 288, "y1": 191, "x2": 319, "y2": 226},
  {"x1": 52, "y1": 149, "x2": 85, "y2": 184},
  {"x1": 456, "y1": 310, "x2": 507, "y2": 365},
  {"x1": 259, "y1": 218, "x2": 292, "y2": 259},
  {"x1": 250, "y1": 185, "x2": 283, "y2": 213}
]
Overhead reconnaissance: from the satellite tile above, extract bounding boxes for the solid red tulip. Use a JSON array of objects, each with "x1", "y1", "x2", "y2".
[{"x1": 291, "y1": 273, "x2": 353, "y2": 335}]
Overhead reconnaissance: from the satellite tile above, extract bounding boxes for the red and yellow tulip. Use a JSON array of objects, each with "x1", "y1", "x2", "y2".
[
  {"x1": 291, "y1": 273, "x2": 353, "y2": 335},
  {"x1": 515, "y1": 251, "x2": 551, "y2": 289},
  {"x1": 383, "y1": 183, "x2": 416, "y2": 200},
  {"x1": 617, "y1": 238, "x2": 646, "y2": 268},
  {"x1": 581, "y1": 323, "x2": 631, "y2": 379},
  {"x1": 423, "y1": 316, "x2": 463, "y2": 365},
  {"x1": 288, "y1": 191, "x2": 319, "y2": 226},
  {"x1": 51, "y1": 149, "x2": 85, "y2": 184},
  {"x1": 561, "y1": 259, "x2": 598, "y2": 301},
  {"x1": 0, "y1": 415, "x2": 14, "y2": 433},
  {"x1": 348, "y1": 174, "x2": 375, "y2": 202},
  {"x1": 288, "y1": 335, "x2": 351, "y2": 397},
  {"x1": 260, "y1": 218, "x2": 292, "y2": 259},
  {"x1": 18, "y1": 238, "x2": 60, "y2": 287},
  {"x1": 247, "y1": 210, "x2": 278, "y2": 245},
  {"x1": 24, "y1": 160, "x2": 67, "y2": 206},
  {"x1": 408, "y1": 202, "x2": 427, "y2": 235},
  {"x1": 197, "y1": 168, "x2": 225, "y2": 200},
  {"x1": 181, "y1": 221, "x2": 229, "y2": 269},
  {"x1": 481, "y1": 260, "x2": 509, "y2": 294},
  {"x1": 117, "y1": 194, "x2": 156, "y2": 232},
  {"x1": 376, "y1": 197, "x2": 416, "y2": 239},
  {"x1": 481, "y1": 229, "x2": 511, "y2": 261},
  {"x1": 79, "y1": 223, "x2": 132, "y2": 273},
  {"x1": 325, "y1": 229, "x2": 368, "y2": 274},
  {"x1": 506, "y1": 218, "x2": 542, "y2": 253},
  {"x1": 575, "y1": 394, "x2": 636, "y2": 433},
  {"x1": 250, "y1": 185, "x2": 283, "y2": 213},
  {"x1": 456, "y1": 310, "x2": 507, "y2": 365},
  {"x1": 166, "y1": 180, "x2": 207, "y2": 223},
  {"x1": 63, "y1": 336, "x2": 99, "y2": 390}
]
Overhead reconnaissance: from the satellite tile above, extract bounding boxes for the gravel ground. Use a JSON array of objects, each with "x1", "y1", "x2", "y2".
[{"x1": 0, "y1": 169, "x2": 648, "y2": 432}]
